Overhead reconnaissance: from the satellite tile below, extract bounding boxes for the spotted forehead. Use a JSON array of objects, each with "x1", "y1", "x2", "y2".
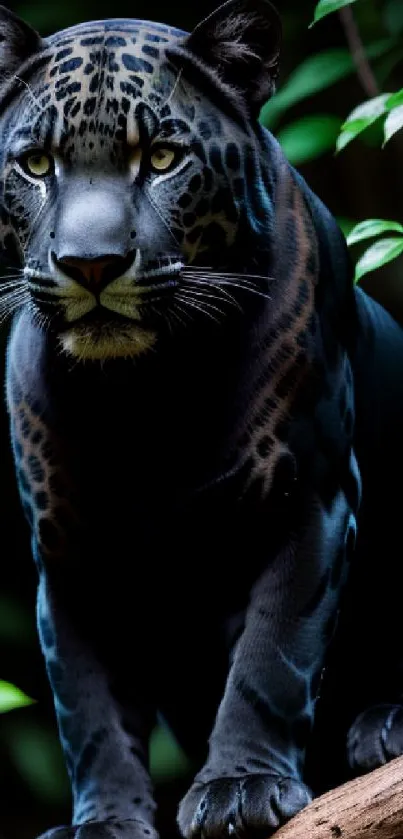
[{"x1": 39, "y1": 19, "x2": 186, "y2": 149}]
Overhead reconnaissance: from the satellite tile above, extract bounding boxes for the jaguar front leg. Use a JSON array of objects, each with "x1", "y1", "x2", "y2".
[
  {"x1": 35, "y1": 566, "x2": 157, "y2": 839},
  {"x1": 178, "y1": 488, "x2": 357, "y2": 839},
  {"x1": 7, "y1": 350, "x2": 158, "y2": 839}
]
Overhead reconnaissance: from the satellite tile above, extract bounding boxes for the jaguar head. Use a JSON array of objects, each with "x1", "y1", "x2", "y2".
[{"x1": 0, "y1": 0, "x2": 281, "y2": 360}]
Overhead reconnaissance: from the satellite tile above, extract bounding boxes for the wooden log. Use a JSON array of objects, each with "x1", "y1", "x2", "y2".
[{"x1": 272, "y1": 755, "x2": 403, "y2": 839}]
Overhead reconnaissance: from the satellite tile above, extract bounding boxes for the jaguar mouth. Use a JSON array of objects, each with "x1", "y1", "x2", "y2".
[
  {"x1": 56, "y1": 273, "x2": 180, "y2": 361},
  {"x1": 66, "y1": 306, "x2": 139, "y2": 327},
  {"x1": 98, "y1": 274, "x2": 179, "y2": 323},
  {"x1": 26, "y1": 258, "x2": 181, "y2": 320}
]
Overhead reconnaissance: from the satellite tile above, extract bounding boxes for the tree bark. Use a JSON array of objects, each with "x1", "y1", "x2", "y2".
[{"x1": 273, "y1": 756, "x2": 403, "y2": 839}]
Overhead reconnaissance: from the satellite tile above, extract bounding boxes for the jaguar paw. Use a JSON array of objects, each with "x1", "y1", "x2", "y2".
[
  {"x1": 37, "y1": 820, "x2": 158, "y2": 839},
  {"x1": 177, "y1": 774, "x2": 312, "y2": 839},
  {"x1": 347, "y1": 703, "x2": 403, "y2": 773}
]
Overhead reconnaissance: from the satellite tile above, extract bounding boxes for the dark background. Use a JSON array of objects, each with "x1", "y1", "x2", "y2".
[{"x1": 0, "y1": 1, "x2": 402, "y2": 837}]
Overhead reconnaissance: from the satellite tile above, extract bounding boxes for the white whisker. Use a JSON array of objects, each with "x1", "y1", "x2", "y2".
[
  {"x1": 0, "y1": 287, "x2": 27, "y2": 301},
  {"x1": 0, "y1": 284, "x2": 24, "y2": 293},
  {"x1": 180, "y1": 268, "x2": 273, "y2": 301},
  {"x1": 181, "y1": 280, "x2": 243, "y2": 313},
  {"x1": 183, "y1": 268, "x2": 273, "y2": 283},
  {"x1": 0, "y1": 286, "x2": 29, "y2": 322},
  {"x1": 176, "y1": 293, "x2": 222, "y2": 324},
  {"x1": 169, "y1": 304, "x2": 188, "y2": 329},
  {"x1": 171, "y1": 301, "x2": 194, "y2": 325},
  {"x1": 14, "y1": 75, "x2": 47, "y2": 114}
]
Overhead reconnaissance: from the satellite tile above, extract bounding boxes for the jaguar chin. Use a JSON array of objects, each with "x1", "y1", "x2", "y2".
[{"x1": 59, "y1": 318, "x2": 157, "y2": 361}]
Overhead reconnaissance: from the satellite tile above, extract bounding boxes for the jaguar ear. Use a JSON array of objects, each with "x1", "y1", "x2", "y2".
[
  {"x1": 0, "y1": 5, "x2": 43, "y2": 79},
  {"x1": 180, "y1": 0, "x2": 282, "y2": 116}
]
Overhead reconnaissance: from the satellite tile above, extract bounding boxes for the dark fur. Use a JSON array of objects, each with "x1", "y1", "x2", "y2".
[{"x1": 0, "y1": 2, "x2": 403, "y2": 838}]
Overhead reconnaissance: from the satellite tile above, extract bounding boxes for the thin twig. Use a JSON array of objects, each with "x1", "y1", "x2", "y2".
[{"x1": 339, "y1": 5, "x2": 380, "y2": 98}]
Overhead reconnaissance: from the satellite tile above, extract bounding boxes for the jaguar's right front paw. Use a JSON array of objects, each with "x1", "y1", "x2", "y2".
[
  {"x1": 347, "y1": 703, "x2": 403, "y2": 773},
  {"x1": 38, "y1": 820, "x2": 158, "y2": 839},
  {"x1": 178, "y1": 774, "x2": 312, "y2": 838}
]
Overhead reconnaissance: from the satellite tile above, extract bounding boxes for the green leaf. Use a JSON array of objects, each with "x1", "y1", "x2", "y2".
[
  {"x1": 260, "y1": 39, "x2": 394, "y2": 129},
  {"x1": 359, "y1": 117, "x2": 385, "y2": 148},
  {"x1": 277, "y1": 115, "x2": 342, "y2": 165},
  {"x1": 347, "y1": 218, "x2": 403, "y2": 246},
  {"x1": 384, "y1": 103, "x2": 403, "y2": 143},
  {"x1": 5, "y1": 722, "x2": 70, "y2": 804},
  {"x1": 354, "y1": 237, "x2": 403, "y2": 282},
  {"x1": 336, "y1": 94, "x2": 391, "y2": 151},
  {"x1": 261, "y1": 49, "x2": 356, "y2": 128},
  {"x1": 344, "y1": 94, "x2": 391, "y2": 122},
  {"x1": 0, "y1": 680, "x2": 35, "y2": 713},
  {"x1": 386, "y1": 88, "x2": 403, "y2": 109},
  {"x1": 150, "y1": 724, "x2": 191, "y2": 781},
  {"x1": 336, "y1": 217, "x2": 358, "y2": 237},
  {"x1": 336, "y1": 119, "x2": 372, "y2": 151},
  {"x1": 311, "y1": 0, "x2": 359, "y2": 26}
]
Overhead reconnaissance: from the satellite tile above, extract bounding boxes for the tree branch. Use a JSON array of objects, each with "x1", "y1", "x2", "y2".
[
  {"x1": 272, "y1": 754, "x2": 403, "y2": 838},
  {"x1": 339, "y1": 6, "x2": 380, "y2": 99}
]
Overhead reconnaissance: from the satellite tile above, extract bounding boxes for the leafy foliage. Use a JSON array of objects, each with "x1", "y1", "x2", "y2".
[
  {"x1": 261, "y1": 41, "x2": 394, "y2": 130},
  {"x1": 384, "y1": 100, "x2": 403, "y2": 143},
  {"x1": 308, "y1": 0, "x2": 403, "y2": 279},
  {"x1": 262, "y1": 0, "x2": 403, "y2": 281},
  {"x1": 311, "y1": 0, "x2": 359, "y2": 26},
  {"x1": 336, "y1": 88, "x2": 403, "y2": 149},
  {"x1": 276, "y1": 114, "x2": 342, "y2": 165},
  {"x1": 0, "y1": 680, "x2": 34, "y2": 713},
  {"x1": 150, "y1": 725, "x2": 192, "y2": 781},
  {"x1": 336, "y1": 94, "x2": 392, "y2": 150},
  {"x1": 346, "y1": 219, "x2": 403, "y2": 245},
  {"x1": 353, "y1": 237, "x2": 403, "y2": 282}
]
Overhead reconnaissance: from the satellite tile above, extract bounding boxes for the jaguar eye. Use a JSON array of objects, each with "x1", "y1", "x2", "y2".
[
  {"x1": 20, "y1": 152, "x2": 53, "y2": 178},
  {"x1": 150, "y1": 146, "x2": 178, "y2": 172}
]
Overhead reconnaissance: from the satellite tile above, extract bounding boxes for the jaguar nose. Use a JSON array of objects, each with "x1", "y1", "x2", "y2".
[{"x1": 54, "y1": 251, "x2": 136, "y2": 291}]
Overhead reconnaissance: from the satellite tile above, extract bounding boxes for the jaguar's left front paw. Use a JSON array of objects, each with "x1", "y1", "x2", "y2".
[
  {"x1": 347, "y1": 703, "x2": 403, "y2": 773},
  {"x1": 38, "y1": 819, "x2": 158, "y2": 839},
  {"x1": 177, "y1": 774, "x2": 312, "y2": 839}
]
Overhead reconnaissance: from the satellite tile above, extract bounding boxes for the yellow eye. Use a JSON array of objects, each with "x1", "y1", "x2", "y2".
[
  {"x1": 22, "y1": 152, "x2": 53, "y2": 178},
  {"x1": 150, "y1": 146, "x2": 177, "y2": 172}
]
